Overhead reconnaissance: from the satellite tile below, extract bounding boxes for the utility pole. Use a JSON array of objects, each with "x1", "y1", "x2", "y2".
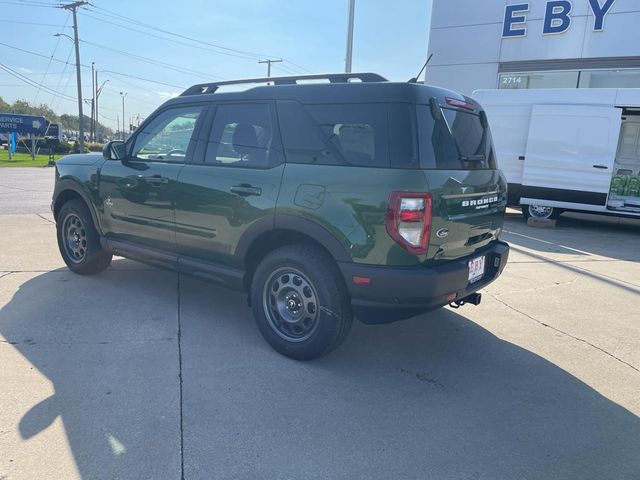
[
  {"x1": 59, "y1": 1, "x2": 88, "y2": 153},
  {"x1": 120, "y1": 92, "x2": 127, "y2": 140},
  {"x1": 258, "y1": 58, "x2": 282, "y2": 78},
  {"x1": 345, "y1": 0, "x2": 355, "y2": 73}
]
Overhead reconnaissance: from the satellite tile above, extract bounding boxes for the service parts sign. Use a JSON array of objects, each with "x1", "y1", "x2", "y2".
[{"x1": 0, "y1": 113, "x2": 48, "y2": 135}]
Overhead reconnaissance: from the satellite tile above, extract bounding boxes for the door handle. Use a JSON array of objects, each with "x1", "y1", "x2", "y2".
[
  {"x1": 147, "y1": 175, "x2": 169, "y2": 184},
  {"x1": 592, "y1": 164, "x2": 609, "y2": 170},
  {"x1": 230, "y1": 184, "x2": 262, "y2": 196},
  {"x1": 518, "y1": 156, "x2": 525, "y2": 161}
]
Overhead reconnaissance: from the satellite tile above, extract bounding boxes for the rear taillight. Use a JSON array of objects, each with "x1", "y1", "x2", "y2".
[{"x1": 385, "y1": 192, "x2": 432, "y2": 255}]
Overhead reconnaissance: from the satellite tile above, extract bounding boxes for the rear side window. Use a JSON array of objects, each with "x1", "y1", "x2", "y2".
[
  {"x1": 417, "y1": 105, "x2": 496, "y2": 170},
  {"x1": 205, "y1": 103, "x2": 283, "y2": 168},
  {"x1": 306, "y1": 103, "x2": 388, "y2": 167},
  {"x1": 276, "y1": 101, "x2": 341, "y2": 165},
  {"x1": 278, "y1": 101, "x2": 418, "y2": 168}
]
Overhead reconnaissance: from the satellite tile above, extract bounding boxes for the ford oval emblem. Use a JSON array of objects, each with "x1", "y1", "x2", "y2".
[{"x1": 436, "y1": 228, "x2": 449, "y2": 239}]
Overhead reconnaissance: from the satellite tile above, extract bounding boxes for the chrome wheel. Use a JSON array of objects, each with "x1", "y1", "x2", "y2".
[
  {"x1": 528, "y1": 205, "x2": 554, "y2": 219},
  {"x1": 262, "y1": 267, "x2": 319, "y2": 342},
  {"x1": 62, "y1": 213, "x2": 87, "y2": 263}
]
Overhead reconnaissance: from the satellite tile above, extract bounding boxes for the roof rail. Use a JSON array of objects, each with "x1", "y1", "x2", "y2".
[{"x1": 180, "y1": 72, "x2": 388, "y2": 96}]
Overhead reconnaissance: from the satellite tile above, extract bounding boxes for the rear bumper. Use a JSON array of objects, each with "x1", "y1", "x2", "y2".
[{"x1": 337, "y1": 241, "x2": 509, "y2": 323}]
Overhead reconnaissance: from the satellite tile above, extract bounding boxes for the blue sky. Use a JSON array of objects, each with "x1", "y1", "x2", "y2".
[{"x1": 0, "y1": 0, "x2": 432, "y2": 130}]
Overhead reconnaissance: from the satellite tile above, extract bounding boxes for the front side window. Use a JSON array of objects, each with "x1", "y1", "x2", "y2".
[
  {"x1": 206, "y1": 103, "x2": 282, "y2": 168},
  {"x1": 131, "y1": 106, "x2": 204, "y2": 162}
]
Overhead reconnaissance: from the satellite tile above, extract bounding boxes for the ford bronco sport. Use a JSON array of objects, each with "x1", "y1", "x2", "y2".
[{"x1": 52, "y1": 73, "x2": 509, "y2": 360}]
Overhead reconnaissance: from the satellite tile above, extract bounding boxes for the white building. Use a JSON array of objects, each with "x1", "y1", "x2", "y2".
[{"x1": 425, "y1": 0, "x2": 640, "y2": 95}]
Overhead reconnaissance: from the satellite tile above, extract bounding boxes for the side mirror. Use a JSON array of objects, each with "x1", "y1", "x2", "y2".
[{"x1": 103, "y1": 140, "x2": 126, "y2": 160}]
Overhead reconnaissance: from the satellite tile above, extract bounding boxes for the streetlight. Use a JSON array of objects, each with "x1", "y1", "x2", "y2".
[
  {"x1": 54, "y1": 30, "x2": 85, "y2": 152},
  {"x1": 120, "y1": 91, "x2": 127, "y2": 140},
  {"x1": 95, "y1": 77, "x2": 108, "y2": 141},
  {"x1": 345, "y1": 0, "x2": 355, "y2": 73}
]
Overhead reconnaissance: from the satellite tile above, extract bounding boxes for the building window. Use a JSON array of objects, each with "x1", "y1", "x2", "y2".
[
  {"x1": 578, "y1": 69, "x2": 640, "y2": 88},
  {"x1": 499, "y1": 68, "x2": 640, "y2": 90},
  {"x1": 498, "y1": 71, "x2": 579, "y2": 89}
]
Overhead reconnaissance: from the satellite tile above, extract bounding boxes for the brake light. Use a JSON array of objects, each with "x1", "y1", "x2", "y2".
[
  {"x1": 386, "y1": 192, "x2": 432, "y2": 255},
  {"x1": 445, "y1": 97, "x2": 475, "y2": 111}
]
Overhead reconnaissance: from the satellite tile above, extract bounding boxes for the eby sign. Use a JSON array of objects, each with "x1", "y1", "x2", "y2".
[{"x1": 502, "y1": 0, "x2": 616, "y2": 37}]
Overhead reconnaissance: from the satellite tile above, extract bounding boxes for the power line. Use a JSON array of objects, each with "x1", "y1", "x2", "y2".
[
  {"x1": 14, "y1": 0, "x2": 59, "y2": 4},
  {"x1": 0, "y1": 18, "x2": 71, "y2": 27},
  {"x1": 82, "y1": 10, "x2": 312, "y2": 73},
  {"x1": 34, "y1": 11, "x2": 70, "y2": 103},
  {"x1": 0, "y1": 61, "x2": 77, "y2": 102},
  {"x1": 0, "y1": 41, "x2": 187, "y2": 89},
  {"x1": 80, "y1": 11, "x2": 256, "y2": 62},
  {"x1": 101, "y1": 70, "x2": 184, "y2": 90},
  {"x1": 80, "y1": 39, "x2": 223, "y2": 81},
  {"x1": 284, "y1": 60, "x2": 314, "y2": 74},
  {"x1": 88, "y1": 5, "x2": 274, "y2": 60},
  {"x1": 50, "y1": 44, "x2": 73, "y2": 109},
  {"x1": 0, "y1": 1, "x2": 57, "y2": 7}
]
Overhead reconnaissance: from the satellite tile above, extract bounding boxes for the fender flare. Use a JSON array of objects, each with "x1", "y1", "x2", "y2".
[
  {"x1": 235, "y1": 213, "x2": 352, "y2": 265},
  {"x1": 52, "y1": 179, "x2": 102, "y2": 233}
]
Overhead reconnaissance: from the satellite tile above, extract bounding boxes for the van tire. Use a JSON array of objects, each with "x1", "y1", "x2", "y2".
[
  {"x1": 250, "y1": 244, "x2": 353, "y2": 360},
  {"x1": 521, "y1": 204, "x2": 560, "y2": 220},
  {"x1": 56, "y1": 199, "x2": 112, "y2": 274}
]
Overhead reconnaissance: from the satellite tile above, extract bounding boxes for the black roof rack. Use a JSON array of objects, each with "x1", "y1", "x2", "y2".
[{"x1": 180, "y1": 72, "x2": 388, "y2": 96}]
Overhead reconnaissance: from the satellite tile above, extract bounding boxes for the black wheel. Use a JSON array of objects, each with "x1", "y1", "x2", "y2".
[
  {"x1": 250, "y1": 244, "x2": 353, "y2": 360},
  {"x1": 56, "y1": 199, "x2": 112, "y2": 274},
  {"x1": 521, "y1": 204, "x2": 560, "y2": 220}
]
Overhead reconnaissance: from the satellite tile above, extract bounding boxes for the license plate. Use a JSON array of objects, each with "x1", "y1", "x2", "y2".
[{"x1": 468, "y1": 256, "x2": 485, "y2": 283}]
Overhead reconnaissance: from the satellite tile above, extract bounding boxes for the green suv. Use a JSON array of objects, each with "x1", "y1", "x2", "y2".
[{"x1": 52, "y1": 73, "x2": 509, "y2": 360}]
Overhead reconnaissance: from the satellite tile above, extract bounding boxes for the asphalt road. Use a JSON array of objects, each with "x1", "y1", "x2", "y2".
[{"x1": 1, "y1": 168, "x2": 639, "y2": 479}]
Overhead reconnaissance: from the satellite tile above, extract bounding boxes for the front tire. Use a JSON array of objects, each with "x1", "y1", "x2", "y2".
[
  {"x1": 56, "y1": 199, "x2": 112, "y2": 274},
  {"x1": 521, "y1": 204, "x2": 560, "y2": 220},
  {"x1": 250, "y1": 244, "x2": 353, "y2": 360}
]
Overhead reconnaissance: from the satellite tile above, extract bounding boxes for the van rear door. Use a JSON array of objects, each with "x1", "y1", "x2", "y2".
[{"x1": 521, "y1": 104, "x2": 621, "y2": 209}]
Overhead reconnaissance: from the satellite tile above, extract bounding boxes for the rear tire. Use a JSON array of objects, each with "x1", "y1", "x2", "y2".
[
  {"x1": 250, "y1": 244, "x2": 353, "y2": 360},
  {"x1": 56, "y1": 199, "x2": 112, "y2": 274},
  {"x1": 521, "y1": 204, "x2": 560, "y2": 220}
]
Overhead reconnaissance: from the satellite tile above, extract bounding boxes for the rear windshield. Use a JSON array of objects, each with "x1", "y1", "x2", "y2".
[
  {"x1": 417, "y1": 105, "x2": 496, "y2": 170},
  {"x1": 276, "y1": 100, "x2": 495, "y2": 170}
]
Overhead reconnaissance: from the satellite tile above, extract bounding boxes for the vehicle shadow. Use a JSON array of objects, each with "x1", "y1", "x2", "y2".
[
  {"x1": 0, "y1": 263, "x2": 182, "y2": 480},
  {"x1": 1, "y1": 264, "x2": 639, "y2": 479},
  {"x1": 183, "y1": 274, "x2": 640, "y2": 478}
]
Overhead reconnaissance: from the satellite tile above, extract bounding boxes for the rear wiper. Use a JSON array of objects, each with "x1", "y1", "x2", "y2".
[{"x1": 459, "y1": 155, "x2": 485, "y2": 162}]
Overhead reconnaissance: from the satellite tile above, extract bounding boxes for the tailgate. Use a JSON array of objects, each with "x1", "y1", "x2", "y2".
[
  {"x1": 425, "y1": 169, "x2": 507, "y2": 262},
  {"x1": 416, "y1": 94, "x2": 508, "y2": 263}
]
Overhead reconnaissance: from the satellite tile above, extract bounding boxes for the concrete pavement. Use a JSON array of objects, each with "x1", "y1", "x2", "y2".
[
  {"x1": 0, "y1": 167, "x2": 54, "y2": 215},
  {"x1": 0, "y1": 168, "x2": 639, "y2": 479}
]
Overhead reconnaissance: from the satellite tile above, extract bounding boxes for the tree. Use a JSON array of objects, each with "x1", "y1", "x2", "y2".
[{"x1": 0, "y1": 96, "x2": 10, "y2": 112}]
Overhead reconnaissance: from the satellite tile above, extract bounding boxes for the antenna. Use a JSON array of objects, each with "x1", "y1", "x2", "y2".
[{"x1": 408, "y1": 53, "x2": 433, "y2": 83}]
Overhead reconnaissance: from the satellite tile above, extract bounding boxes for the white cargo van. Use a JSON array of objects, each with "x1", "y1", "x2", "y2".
[{"x1": 472, "y1": 88, "x2": 640, "y2": 220}]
